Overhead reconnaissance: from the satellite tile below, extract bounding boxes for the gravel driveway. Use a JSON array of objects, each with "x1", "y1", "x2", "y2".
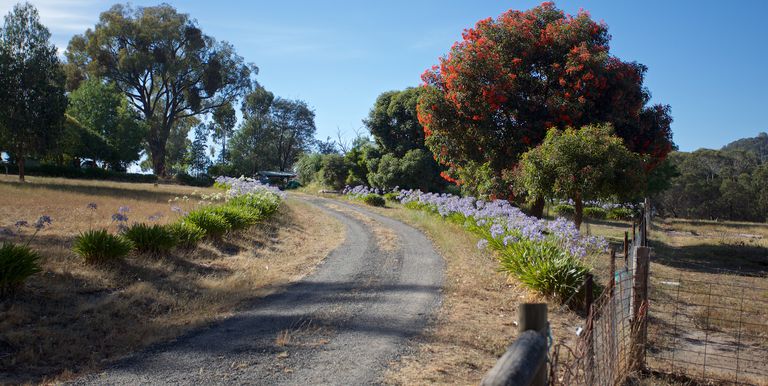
[{"x1": 73, "y1": 195, "x2": 444, "y2": 385}]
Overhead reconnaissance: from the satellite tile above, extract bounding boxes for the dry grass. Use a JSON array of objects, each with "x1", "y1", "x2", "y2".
[
  {"x1": 0, "y1": 176, "x2": 344, "y2": 384},
  {"x1": 324, "y1": 202, "x2": 400, "y2": 252},
  {"x1": 586, "y1": 216, "x2": 768, "y2": 385},
  {"x1": 329, "y1": 200, "x2": 583, "y2": 385}
]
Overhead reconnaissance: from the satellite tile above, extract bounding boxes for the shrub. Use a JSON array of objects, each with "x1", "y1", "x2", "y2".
[
  {"x1": 208, "y1": 206, "x2": 259, "y2": 230},
  {"x1": 361, "y1": 194, "x2": 386, "y2": 207},
  {"x1": 212, "y1": 181, "x2": 230, "y2": 190},
  {"x1": 166, "y1": 221, "x2": 205, "y2": 249},
  {"x1": 607, "y1": 207, "x2": 634, "y2": 221},
  {"x1": 184, "y1": 210, "x2": 231, "y2": 239},
  {"x1": 383, "y1": 192, "x2": 399, "y2": 202},
  {"x1": 0, "y1": 243, "x2": 42, "y2": 297},
  {"x1": 73, "y1": 229, "x2": 132, "y2": 263},
  {"x1": 496, "y1": 239, "x2": 592, "y2": 302},
  {"x1": 553, "y1": 204, "x2": 575, "y2": 217},
  {"x1": 295, "y1": 153, "x2": 324, "y2": 185},
  {"x1": 227, "y1": 191, "x2": 281, "y2": 218},
  {"x1": 124, "y1": 223, "x2": 177, "y2": 255},
  {"x1": 583, "y1": 207, "x2": 607, "y2": 219},
  {"x1": 174, "y1": 172, "x2": 214, "y2": 187},
  {"x1": 319, "y1": 154, "x2": 350, "y2": 190},
  {"x1": 6, "y1": 164, "x2": 158, "y2": 183}
]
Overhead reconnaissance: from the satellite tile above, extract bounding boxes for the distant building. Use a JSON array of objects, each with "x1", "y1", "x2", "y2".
[{"x1": 255, "y1": 170, "x2": 297, "y2": 185}]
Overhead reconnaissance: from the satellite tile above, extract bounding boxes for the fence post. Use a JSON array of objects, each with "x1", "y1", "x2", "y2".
[
  {"x1": 623, "y1": 231, "x2": 629, "y2": 261},
  {"x1": 519, "y1": 303, "x2": 548, "y2": 386},
  {"x1": 644, "y1": 197, "x2": 651, "y2": 246},
  {"x1": 631, "y1": 246, "x2": 650, "y2": 372},
  {"x1": 585, "y1": 273, "x2": 594, "y2": 312},
  {"x1": 584, "y1": 273, "x2": 595, "y2": 386}
]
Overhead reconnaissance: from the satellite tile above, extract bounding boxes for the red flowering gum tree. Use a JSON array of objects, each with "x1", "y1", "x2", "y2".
[{"x1": 417, "y1": 2, "x2": 673, "y2": 209}]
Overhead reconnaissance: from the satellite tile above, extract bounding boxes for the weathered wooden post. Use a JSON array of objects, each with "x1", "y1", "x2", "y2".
[
  {"x1": 623, "y1": 231, "x2": 629, "y2": 262},
  {"x1": 610, "y1": 248, "x2": 617, "y2": 292},
  {"x1": 585, "y1": 273, "x2": 594, "y2": 312},
  {"x1": 480, "y1": 303, "x2": 548, "y2": 386},
  {"x1": 519, "y1": 303, "x2": 548, "y2": 386},
  {"x1": 643, "y1": 197, "x2": 652, "y2": 246},
  {"x1": 584, "y1": 273, "x2": 595, "y2": 385},
  {"x1": 631, "y1": 246, "x2": 650, "y2": 372}
]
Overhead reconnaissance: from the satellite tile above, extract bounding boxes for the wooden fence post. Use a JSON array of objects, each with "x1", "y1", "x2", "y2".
[
  {"x1": 519, "y1": 303, "x2": 548, "y2": 386},
  {"x1": 631, "y1": 246, "x2": 650, "y2": 372},
  {"x1": 584, "y1": 274, "x2": 595, "y2": 386},
  {"x1": 585, "y1": 273, "x2": 594, "y2": 312},
  {"x1": 610, "y1": 248, "x2": 616, "y2": 293},
  {"x1": 623, "y1": 231, "x2": 629, "y2": 261}
]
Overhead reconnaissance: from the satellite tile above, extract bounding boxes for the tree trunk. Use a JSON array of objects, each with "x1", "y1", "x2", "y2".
[
  {"x1": 221, "y1": 135, "x2": 227, "y2": 162},
  {"x1": 17, "y1": 157, "x2": 25, "y2": 182},
  {"x1": 150, "y1": 140, "x2": 167, "y2": 178},
  {"x1": 530, "y1": 196, "x2": 545, "y2": 218},
  {"x1": 573, "y1": 194, "x2": 584, "y2": 231}
]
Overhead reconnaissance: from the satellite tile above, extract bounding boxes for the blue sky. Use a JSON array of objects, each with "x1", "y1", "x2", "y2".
[{"x1": 2, "y1": 0, "x2": 766, "y2": 151}]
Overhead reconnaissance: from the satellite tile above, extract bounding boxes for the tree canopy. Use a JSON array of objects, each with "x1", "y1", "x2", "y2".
[
  {"x1": 66, "y1": 78, "x2": 146, "y2": 170},
  {"x1": 364, "y1": 87, "x2": 426, "y2": 156},
  {"x1": 65, "y1": 3, "x2": 255, "y2": 176},
  {"x1": 517, "y1": 124, "x2": 645, "y2": 228},
  {"x1": 229, "y1": 87, "x2": 316, "y2": 174},
  {"x1": 418, "y1": 2, "x2": 673, "y2": 203}
]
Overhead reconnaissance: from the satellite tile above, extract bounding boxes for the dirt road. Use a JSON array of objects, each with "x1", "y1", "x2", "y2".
[{"x1": 74, "y1": 195, "x2": 444, "y2": 385}]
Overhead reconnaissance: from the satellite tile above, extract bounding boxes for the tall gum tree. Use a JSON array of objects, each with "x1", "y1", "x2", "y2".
[
  {"x1": 417, "y1": 2, "x2": 673, "y2": 212},
  {"x1": 65, "y1": 3, "x2": 254, "y2": 176},
  {"x1": 0, "y1": 3, "x2": 67, "y2": 181}
]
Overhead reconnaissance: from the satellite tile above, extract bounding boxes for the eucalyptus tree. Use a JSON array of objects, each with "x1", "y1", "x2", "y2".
[{"x1": 65, "y1": 3, "x2": 255, "y2": 176}]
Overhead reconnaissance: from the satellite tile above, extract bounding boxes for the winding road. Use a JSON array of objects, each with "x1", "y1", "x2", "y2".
[{"x1": 74, "y1": 195, "x2": 444, "y2": 385}]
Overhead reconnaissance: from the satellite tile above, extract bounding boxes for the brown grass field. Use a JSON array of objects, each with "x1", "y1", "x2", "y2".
[{"x1": 0, "y1": 175, "x2": 344, "y2": 384}]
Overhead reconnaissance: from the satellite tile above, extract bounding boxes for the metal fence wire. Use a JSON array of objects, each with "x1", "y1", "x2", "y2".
[
  {"x1": 647, "y1": 271, "x2": 768, "y2": 385},
  {"x1": 549, "y1": 200, "x2": 768, "y2": 386},
  {"x1": 551, "y1": 253, "x2": 647, "y2": 385},
  {"x1": 550, "y1": 203, "x2": 651, "y2": 386}
]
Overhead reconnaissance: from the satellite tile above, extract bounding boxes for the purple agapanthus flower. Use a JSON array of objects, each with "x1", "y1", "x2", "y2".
[{"x1": 34, "y1": 215, "x2": 52, "y2": 230}]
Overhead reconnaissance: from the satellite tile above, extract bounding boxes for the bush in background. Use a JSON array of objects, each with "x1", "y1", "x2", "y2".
[
  {"x1": 0, "y1": 243, "x2": 42, "y2": 297},
  {"x1": 124, "y1": 223, "x2": 177, "y2": 255},
  {"x1": 174, "y1": 172, "x2": 214, "y2": 187},
  {"x1": 607, "y1": 207, "x2": 635, "y2": 221},
  {"x1": 553, "y1": 204, "x2": 575, "y2": 217},
  {"x1": 319, "y1": 154, "x2": 350, "y2": 190},
  {"x1": 361, "y1": 194, "x2": 386, "y2": 207},
  {"x1": 73, "y1": 229, "x2": 133, "y2": 263},
  {"x1": 583, "y1": 207, "x2": 607, "y2": 220},
  {"x1": 383, "y1": 192, "x2": 399, "y2": 202},
  {"x1": 5, "y1": 164, "x2": 158, "y2": 183}
]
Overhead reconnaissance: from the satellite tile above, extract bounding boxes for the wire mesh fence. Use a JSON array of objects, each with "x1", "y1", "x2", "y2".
[
  {"x1": 647, "y1": 271, "x2": 768, "y2": 385},
  {"x1": 549, "y1": 199, "x2": 768, "y2": 385},
  {"x1": 551, "y1": 252, "x2": 648, "y2": 385},
  {"x1": 551, "y1": 203, "x2": 651, "y2": 385}
]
